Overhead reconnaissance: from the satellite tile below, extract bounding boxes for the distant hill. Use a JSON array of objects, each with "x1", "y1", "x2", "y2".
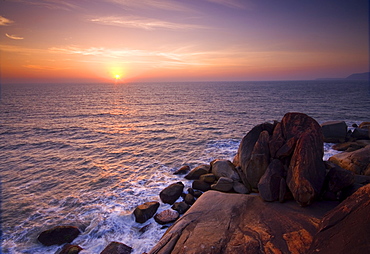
[
  {"x1": 316, "y1": 72, "x2": 370, "y2": 81},
  {"x1": 345, "y1": 72, "x2": 370, "y2": 80}
]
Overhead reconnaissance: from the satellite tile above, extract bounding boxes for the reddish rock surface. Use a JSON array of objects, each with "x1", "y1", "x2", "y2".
[
  {"x1": 100, "y1": 241, "x2": 132, "y2": 254},
  {"x1": 37, "y1": 225, "x2": 80, "y2": 246}
]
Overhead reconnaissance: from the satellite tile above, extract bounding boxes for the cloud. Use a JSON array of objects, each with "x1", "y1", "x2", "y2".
[
  {"x1": 206, "y1": 0, "x2": 251, "y2": 9},
  {"x1": 23, "y1": 64, "x2": 70, "y2": 71},
  {"x1": 90, "y1": 16, "x2": 207, "y2": 30},
  {"x1": 0, "y1": 16, "x2": 14, "y2": 26},
  {"x1": 105, "y1": 0, "x2": 191, "y2": 12},
  {"x1": 12, "y1": 0, "x2": 79, "y2": 11},
  {"x1": 6, "y1": 33, "x2": 24, "y2": 40}
]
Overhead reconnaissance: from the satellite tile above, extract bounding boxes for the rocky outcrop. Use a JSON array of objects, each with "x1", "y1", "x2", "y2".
[
  {"x1": 329, "y1": 145, "x2": 370, "y2": 175},
  {"x1": 321, "y1": 121, "x2": 347, "y2": 143},
  {"x1": 210, "y1": 159, "x2": 240, "y2": 181},
  {"x1": 258, "y1": 159, "x2": 285, "y2": 202},
  {"x1": 133, "y1": 201, "x2": 160, "y2": 223},
  {"x1": 100, "y1": 241, "x2": 132, "y2": 254},
  {"x1": 211, "y1": 177, "x2": 233, "y2": 192},
  {"x1": 308, "y1": 184, "x2": 370, "y2": 254},
  {"x1": 38, "y1": 226, "x2": 80, "y2": 246},
  {"x1": 159, "y1": 182, "x2": 184, "y2": 205},
  {"x1": 149, "y1": 191, "x2": 338, "y2": 254},
  {"x1": 184, "y1": 164, "x2": 209, "y2": 180}
]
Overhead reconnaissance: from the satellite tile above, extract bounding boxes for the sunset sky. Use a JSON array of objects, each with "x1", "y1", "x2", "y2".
[{"x1": 1, "y1": 0, "x2": 369, "y2": 83}]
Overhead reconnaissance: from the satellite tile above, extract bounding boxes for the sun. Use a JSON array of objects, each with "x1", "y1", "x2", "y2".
[{"x1": 115, "y1": 74, "x2": 121, "y2": 80}]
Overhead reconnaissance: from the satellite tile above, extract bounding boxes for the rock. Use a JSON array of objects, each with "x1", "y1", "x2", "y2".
[
  {"x1": 338, "y1": 183, "x2": 364, "y2": 200},
  {"x1": 184, "y1": 164, "x2": 210, "y2": 180},
  {"x1": 149, "y1": 191, "x2": 338, "y2": 254},
  {"x1": 133, "y1": 201, "x2": 160, "y2": 223},
  {"x1": 359, "y1": 121, "x2": 370, "y2": 129},
  {"x1": 154, "y1": 209, "x2": 179, "y2": 225},
  {"x1": 233, "y1": 181, "x2": 249, "y2": 194},
  {"x1": 354, "y1": 174, "x2": 370, "y2": 185},
  {"x1": 323, "y1": 162, "x2": 355, "y2": 193},
  {"x1": 276, "y1": 136, "x2": 297, "y2": 158},
  {"x1": 329, "y1": 145, "x2": 370, "y2": 175},
  {"x1": 183, "y1": 193, "x2": 195, "y2": 205},
  {"x1": 269, "y1": 122, "x2": 285, "y2": 158},
  {"x1": 332, "y1": 141, "x2": 365, "y2": 152},
  {"x1": 351, "y1": 127, "x2": 370, "y2": 140},
  {"x1": 57, "y1": 244, "x2": 83, "y2": 254},
  {"x1": 159, "y1": 182, "x2": 184, "y2": 205},
  {"x1": 244, "y1": 130, "x2": 270, "y2": 189},
  {"x1": 199, "y1": 173, "x2": 216, "y2": 184},
  {"x1": 279, "y1": 178, "x2": 287, "y2": 203},
  {"x1": 308, "y1": 184, "x2": 370, "y2": 254},
  {"x1": 100, "y1": 241, "x2": 132, "y2": 254},
  {"x1": 258, "y1": 159, "x2": 285, "y2": 202},
  {"x1": 211, "y1": 177, "x2": 234, "y2": 192},
  {"x1": 171, "y1": 202, "x2": 190, "y2": 214},
  {"x1": 211, "y1": 159, "x2": 240, "y2": 181},
  {"x1": 321, "y1": 121, "x2": 347, "y2": 143},
  {"x1": 192, "y1": 180, "x2": 211, "y2": 192},
  {"x1": 38, "y1": 226, "x2": 80, "y2": 246},
  {"x1": 234, "y1": 122, "x2": 274, "y2": 170},
  {"x1": 173, "y1": 165, "x2": 190, "y2": 175}
]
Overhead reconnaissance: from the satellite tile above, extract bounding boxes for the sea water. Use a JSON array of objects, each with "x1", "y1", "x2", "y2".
[{"x1": 1, "y1": 80, "x2": 369, "y2": 253}]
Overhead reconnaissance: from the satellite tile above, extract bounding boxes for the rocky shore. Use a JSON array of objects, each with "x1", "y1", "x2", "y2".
[{"x1": 37, "y1": 112, "x2": 370, "y2": 254}]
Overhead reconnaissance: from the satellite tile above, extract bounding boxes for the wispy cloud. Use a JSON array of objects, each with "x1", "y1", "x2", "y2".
[
  {"x1": 90, "y1": 16, "x2": 207, "y2": 30},
  {"x1": 206, "y1": 0, "x2": 251, "y2": 9},
  {"x1": 23, "y1": 64, "x2": 70, "y2": 71},
  {"x1": 0, "y1": 16, "x2": 14, "y2": 26},
  {"x1": 105, "y1": 0, "x2": 192, "y2": 12},
  {"x1": 11, "y1": 0, "x2": 79, "y2": 11},
  {"x1": 6, "y1": 33, "x2": 24, "y2": 40}
]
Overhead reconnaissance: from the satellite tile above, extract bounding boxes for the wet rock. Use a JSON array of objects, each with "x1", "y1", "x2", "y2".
[
  {"x1": 308, "y1": 184, "x2": 370, "y2": 254},
  {"x1": 159, "y1": 182, "x2": 184, "y2": 205},
  {"x1": 244, "y1": 130, "x2": 270, "y2": 189},
  {"x1": 133, "y1": 201, "x2": 160, "y2": 223},
  {"x1": 211, "y1": 177, "x2": 234, "y2": 192},
  {"x1": 211, "y1": 159, "x2": 240, "y2": 181},
  {"x1": 258, "y1": 159, "x2": 285, "y2": 202},
  {"x1": 192, "y1": 180, "x2": 211, "y2": 192},
  {"x1": 199, "y1": 173, "x2": 216, "y2": 184},
  {"x1": 100, "y1": 241, "x2": 132, "y2": 254},
  {"x1": 171, "y1": 202, "x2": 190, "y2": 214},
  {"x1": 154, "y1": 209, "x2": 179, "y2": 225},
  {"x1": 38, "y1": 225, "x2": 80, "y2": 246},
  {"x1": 284, "y1": 113, "x2": 326, "y2": 206},
  {"x1": 359, "y1": 121, "x2": 370, "y2": 129},
  {"x1": 332, "y1": 141, "x2": 366, "y2": 152},
  {"x1": 321, "y1": 121, "x2": 347, "y2": 143},
  {"x1": 183, "y1": 193, "x2": 195, "y2": 205},
  {"x1": 351, "y1": 127, "x2": 370, "y2": 140},
  {"x1": 329, "y1": 145, "x2": 370, "y2": 175},
  {"x1": 173, "y1": 165, "x2": 190, "y2": 175},
  {"x1": 184, "y1": 164, "x2": 210, "y2": 180},
  {"x1": 57, "y1": 243, "x2": 83, "y2": 254},
  {"x1": 149, "y1": 191, "x2": 338, "y2": 254}
]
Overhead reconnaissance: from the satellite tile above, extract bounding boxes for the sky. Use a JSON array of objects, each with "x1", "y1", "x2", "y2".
[{"x1": 0, "y1": 0, "x2": 369, "y2": 83}]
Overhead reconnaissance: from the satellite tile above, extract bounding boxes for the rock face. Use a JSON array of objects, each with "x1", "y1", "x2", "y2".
[
  {"x1": 321, "y1": 121, "x2": 347, "y2": 143},
  {"x1": 308, "y1": 184, "x2": 370, "y2": 254},
  {"x1": 133, "y1": 201, "x2": 160, "y2": 223},
  {"x1": 159, "y1": 182, "x2": 184, "y2": 205},
  {"x1": 149, "y1": 191, "x2": 338, "y2": 254},
  {"x1": 329, "y1": 145, "x2": 370, "y2": 175},
  {"x1": 38, "y1": 226, "x2": 80, "y2": 246},
  {"x1": 100, "y1": 241, "x2": 132, "y2": 254},
  {"x1": 258, "y1": 159, "x2": 285, "y2": 202}
]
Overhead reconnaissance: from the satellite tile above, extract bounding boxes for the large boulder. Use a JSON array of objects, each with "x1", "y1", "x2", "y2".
[
  {"x1": 210, "y1": 159, "x2": 240, "y2": 181},
  {"x1": 283, "y1": 113, "x2": 326, "y2": 206},
  {"x1": 149, "y1": 191, "x2": 338, "y2": 254},
  {"x1": 329, "y1": 145, "x2": 370, "y2": 175},
  {"x1": 38, "y1": 226, "x2": 80, "y2": 246},
  {"x1": 211, "y1": 177, "x2": 234, "y2": 192},
  {"x1": 244, "y1": 130, "x2": 271, "y2": 189},
  {"x1": 308, "y1": 184, "x2": 370, "y2": 254},
  {"x1": 324, "y1": 162, "x2": 355, "y2": 193},
  {"x1": 258, "y1": 159, "x2": 285, "y2": 202},
  {"x1": 100, "y1": 241, "x2": 132, "y2": 254},
  {"x1": 159, "y1": 182, "x2": 184, "y2": 205},
  {"x1": 321, "y1": 121, "x2": 347, "y2": 143},
  {"x1": 133, "y1": 201, "x2": 160, "y2": 223}
]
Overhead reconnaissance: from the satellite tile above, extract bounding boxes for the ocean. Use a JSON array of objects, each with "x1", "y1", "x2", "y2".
[{"x1": 1, "y1": 80, "x2": 369, "y2": 253}]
